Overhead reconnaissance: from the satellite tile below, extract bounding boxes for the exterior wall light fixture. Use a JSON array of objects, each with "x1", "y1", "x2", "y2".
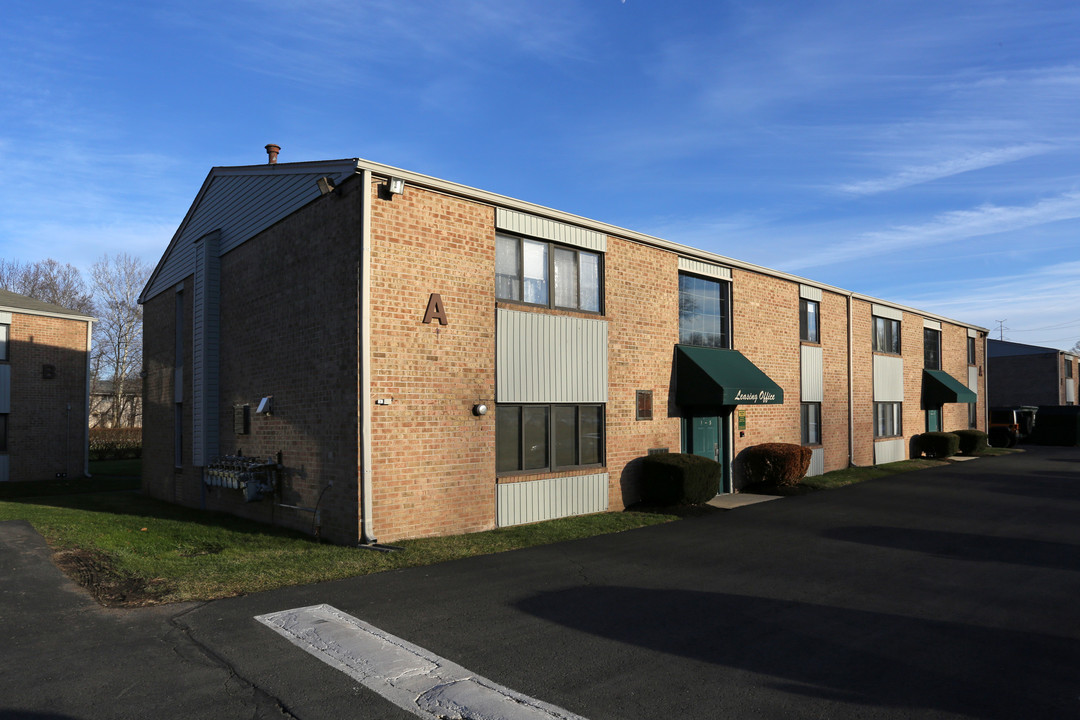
[
  {"x1": 473, "y1": 403, "x2": 488, "y2": 416},
  {"x1": 388, "y1": 177, "x2": 406, "y2": 196}
]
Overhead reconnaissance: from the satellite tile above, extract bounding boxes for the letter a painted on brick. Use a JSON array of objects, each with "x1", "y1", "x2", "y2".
[{"x1": 423, "y1": 293, "x2": 448, "y2": 326}]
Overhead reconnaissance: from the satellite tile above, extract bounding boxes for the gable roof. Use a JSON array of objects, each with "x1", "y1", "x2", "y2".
[
  {"x1": 139, "y1": 159, "x2": 360, "y2": 303},
  {"x1": 0, "y1": 288, "x2": 95, "y2": 322},
  {"x1": 140, "y1": 154, "x2": 989, "y2": 334}
]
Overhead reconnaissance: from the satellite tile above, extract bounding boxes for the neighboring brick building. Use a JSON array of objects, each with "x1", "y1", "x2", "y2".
[
  {"x1": 0, "y1": 289, "x2": 94, "y2": 482},
  {"x1": 139, "y1": 151, "x2": 988, "y2": 544},
  {"x1": 988, "y1": 340, "x2": 1079, "y2": 407}
]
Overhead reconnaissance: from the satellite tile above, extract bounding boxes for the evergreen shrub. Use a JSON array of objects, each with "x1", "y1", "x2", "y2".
[
  {"x1": 953, "y1": 429, "x2": 989, "y2": 455},
  {"x1": 916, "y1": 431, "x2": 960, "y2": 459},
  {"x1": 89, "y1": 427, "x2": 143, "y2": 460},
  {"x1": 639, "y1": 452, "x2": 722, "y2": 505},
  {"x1": 740, "y1": 443, "x2": 811, "y2": 487}
]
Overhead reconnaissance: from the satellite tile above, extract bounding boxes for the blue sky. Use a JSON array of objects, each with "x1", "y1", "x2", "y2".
[{"x1": 2, "y1": 0, "x2": 1079, "y2": 348}]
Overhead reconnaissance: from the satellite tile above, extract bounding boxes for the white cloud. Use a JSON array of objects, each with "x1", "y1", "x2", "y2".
[
  {"x1": 783, "y1": 191, "x2": 1080, "y2": 271},
  {"x1": 836, "y1": 144, "x2": 1052, "y2": 195},
  {"x1": 890, "y1": 261, "x2": 1080, "y2": 350}
]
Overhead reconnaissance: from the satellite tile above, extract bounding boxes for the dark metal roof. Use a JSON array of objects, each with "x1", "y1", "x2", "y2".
[{"x1": 0, "y1": 288, "x2": 95, "y2": 321}]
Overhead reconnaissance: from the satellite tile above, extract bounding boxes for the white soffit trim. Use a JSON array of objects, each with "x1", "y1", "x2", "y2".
[
  {"x1": 496, "y1": 207, "x2": 606, "y2": 252},
  {"x1": 923, "y1": 318, "x2": 942, "y2": 331},
  {"x1": 799, "y1": 285, "x2": 823, "y2": 301},
  {"x1": 872, "y1": 304, "x2": 903, "y2": 321},
  {"x1": 679, "y1": 257, "x2": 732, "y2": 280}
]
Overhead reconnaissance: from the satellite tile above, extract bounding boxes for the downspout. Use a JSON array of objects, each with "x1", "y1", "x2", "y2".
[
  {"x1": 359, "y1": 169, "x2": 376, "y2": 545},
  {"x1": 84, "y1": 319, "x2": 93, "y2": 477},
  {"x1": 847, "y1": 292, "x2": 857, "y2": 467}
]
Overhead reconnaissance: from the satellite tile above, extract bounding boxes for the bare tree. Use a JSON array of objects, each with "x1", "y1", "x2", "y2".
[
  {"x1": 91, "y1": 253, "x2": 151, "y2": 428},
  {"x1": 0, "y1": 258, "x2": 94, "y2": 314}
]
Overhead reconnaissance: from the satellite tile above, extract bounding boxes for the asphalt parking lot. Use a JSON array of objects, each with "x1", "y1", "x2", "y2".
[{"x1": 2, "y1": 446, "x2": 1079, "y2": 719}]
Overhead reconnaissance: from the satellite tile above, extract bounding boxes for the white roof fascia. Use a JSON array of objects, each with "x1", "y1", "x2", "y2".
[{"x1": 352, "y1": 157, "x2": 989, "y2": 334}]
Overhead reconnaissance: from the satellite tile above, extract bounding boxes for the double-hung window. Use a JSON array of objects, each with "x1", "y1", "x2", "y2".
[
  {"x1": 497, "y1": 404, "x2": 604, "y2": 474},
  {"x1": 923, "y1": 328, "x2": 941, "y2": 370},
  {"x1": 496, "y1": 234, "x2": 601, "y2": 313},
  {"x1": 678, "y1": 273, "x2": 731, "y2": 348},
  {"x1": 873, "y1": 316, "x2": 901, "y2": 354},
  {"x1": 801, "y1": 402, "x2": 821, "y2": 445},
  {"x1": 967, "y1": 337, "x2": 977, "y2": 365},
  {"x1": 874, "y1": 402, "x2": 903, "y2": 438},
  {"x1": 800, "y1": 299, "x2": 819, "y2": 343}
]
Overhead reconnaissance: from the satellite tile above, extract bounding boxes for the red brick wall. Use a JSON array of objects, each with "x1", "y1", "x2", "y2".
[
  {"x1": 820, "y1": 290, "x2": 852, "y2": 472},
  {"x1": 144, "y1": 180, "x2": 363, "y2": 544},
  {"x1": 142, "y1": 287, "x2": 187, "y2": 503},
  {"x1": 367, "y1": 179, "x2": 497, "y2": 541},
  {"x1": 730, "y1": 270, "x2": 801, "y2": 468},
  {"x1": 850, "y1": 300, "x2": 876, "y2": 466},
  {"x1": 3, "y1": 313, "x2": 89, "y2": 480},
  {"x1": 604, "y1": 238, "x2": 681, "y2": 506}
]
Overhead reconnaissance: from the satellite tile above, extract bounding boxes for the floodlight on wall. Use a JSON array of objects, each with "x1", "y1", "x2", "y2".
[
  {"x1": 256, "y1": 396, "x2": 273, "y2": 415},
  {"x1": 316, "y1": 176, "x2": 336, "y2": 195},
  {"x1": 387, "y1": 177, "x2": 406, "y2": 196}
]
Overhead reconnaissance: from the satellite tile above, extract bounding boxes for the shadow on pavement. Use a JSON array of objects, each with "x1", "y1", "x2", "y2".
[
  {"x1": 517, "y1": 586, "x2": 1076, "y2": 719},
  {"x1": 823, "y1": 525, "x2": 1080, "y2": 571}
]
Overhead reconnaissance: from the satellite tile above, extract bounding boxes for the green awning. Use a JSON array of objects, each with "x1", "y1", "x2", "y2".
[
  {"x1": 675, "y1": 345, "x2": 784, "y2": 407},
  {"x1": 923, "y1": 369, "x2": 977, "y2": 405}
]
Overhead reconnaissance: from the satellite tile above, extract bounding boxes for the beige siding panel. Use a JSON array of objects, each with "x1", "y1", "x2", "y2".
[
  {"x1": 923, "y1": 318, "x2": 942, "y2": 331},
  {"x1": 496, "y1": 309, "x2": 607, "y2": 403},
  {"x1": 0, "y1": 455, "x2": 7, "y2": 482},
  {"x1": 874, "y1": 354, "x2": 905, "y2": 402},
  {"x1": 0, "y1": 312, "x2": 11, "y2": 324},
  {"x1": 678, "y1": 257, "x2": 732, "y2": 280},
  {"x1": 799, "y1": 285, "x2": 823, "y2": 301},
  {"x1": 872, "y1": 304, "x2": 903, "y2": 321},
  {"x1": 801, "y1": 345, "x2": 823, "y2": 402},
  {"x1": 495, "y1": 208, "x2": 605, "y2": 252},
  {"x1": 0, "y1": 364, "x2": 9, "y2": 413},
  {"x1": 1068, "y1": 378, "x2": 1075, "y2": 402},
  {"x1": 968, "y1": 328, "x2": 978, "y2": 338},
  {"x1": 496, "y1": 473, "x2": 609, "y2": 527},
  {"x1": 874, "y1": 438, "x2": 906, "y2": 464},
  {"x1": 192, "y1": 232, "x2": 221, "y2": 467},
  {"x1": 968, "y1": 366, "x2": 979, "y2": 392},
  {"x1": 807, "y1": 447, "x2": 824, "y2": 477}
]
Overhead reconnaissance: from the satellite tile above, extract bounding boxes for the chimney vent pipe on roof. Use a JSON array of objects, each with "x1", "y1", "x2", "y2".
[{"x1": 265, "y1": 144, "x2": 281, "y2": 164}]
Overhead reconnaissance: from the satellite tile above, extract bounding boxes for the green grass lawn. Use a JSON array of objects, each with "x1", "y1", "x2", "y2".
[{"x1": 0, "y1": 478, "x2": 676, "y2": 606}]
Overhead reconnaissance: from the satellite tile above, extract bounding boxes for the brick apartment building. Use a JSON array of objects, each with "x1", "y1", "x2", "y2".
[
  {"x1": 139, "y1": 151, "x2": 988, "y2": 544},
  {"x1": 0, "y1": 289, "x2": 94, "y2": 482},
  {"x1": 988, "y1": 340, "x2": 1079, "y2": 407}
]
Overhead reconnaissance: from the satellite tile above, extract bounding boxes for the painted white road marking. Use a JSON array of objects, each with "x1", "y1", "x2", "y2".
[{"x1": 255, "y1": 603, "x2": 588, "y2": 720}]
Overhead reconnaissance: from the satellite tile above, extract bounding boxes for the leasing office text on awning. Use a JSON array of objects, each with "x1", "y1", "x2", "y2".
[
  {"x1": 923, "y1": 369, "x2": 977, "y2": 405},
  {"x1": 675, "y1": 345, "x2": 784, "y2": 406}
]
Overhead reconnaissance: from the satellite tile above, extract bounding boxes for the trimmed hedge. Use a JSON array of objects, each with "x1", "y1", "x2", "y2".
[
  {"x1": 916, "y1": 431, "x2": 959, "y2": 459},
  {"x1": 639, "y1": 452, "x2": 722, "y2": 505},
  {"x1": 740, "y1": 443, "x2": 811, "y2": 487},
  {"x1": 953, "y1": 429, "x2": 989, "y2": 456},
  {"x1": 89, "y1": 427, "x2": 142, "y2": 460}
]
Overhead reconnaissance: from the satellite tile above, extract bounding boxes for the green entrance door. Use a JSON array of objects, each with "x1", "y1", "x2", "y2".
[
  {"x1": 691, "y1": 416, "x2": 720, "y2": 462},
  {"x1": 686, "y1": 414, "x2": 730, "y2": 494},
  {"x1": 927, "y1": 407, "x2": 941, "y2": 432}
]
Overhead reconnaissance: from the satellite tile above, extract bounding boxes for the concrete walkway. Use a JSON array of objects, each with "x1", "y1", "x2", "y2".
[{"x1": 706, "y1": 492, "x2": 782, "y2": 509}]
